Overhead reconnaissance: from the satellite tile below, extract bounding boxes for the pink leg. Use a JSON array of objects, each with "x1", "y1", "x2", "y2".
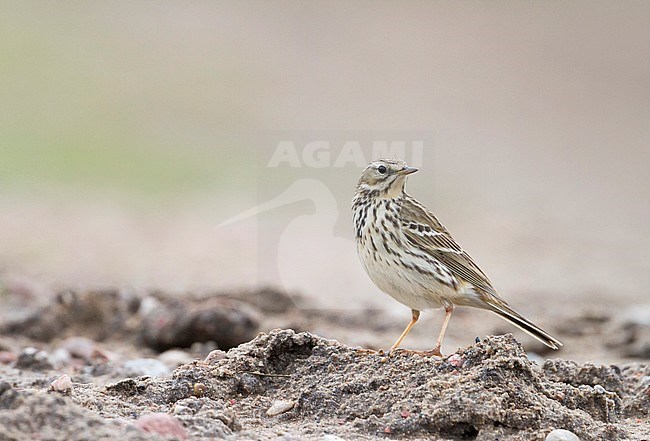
[{"x1": 426, "y1": 306, "x2": 454, "y2": 356}]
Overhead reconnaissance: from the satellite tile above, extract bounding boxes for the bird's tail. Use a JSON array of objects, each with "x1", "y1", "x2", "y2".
[{"x1": 483, "y1": 298, "x2": 563, "y2": 350}]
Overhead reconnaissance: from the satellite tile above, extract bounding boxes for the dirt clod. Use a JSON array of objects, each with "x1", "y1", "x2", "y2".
[
  {"x1": 140, "y1": 297, "x2": 260, "y2": 351},
  {"x1": 0, "y1": 322, "x2": 648, "y2": 440}
]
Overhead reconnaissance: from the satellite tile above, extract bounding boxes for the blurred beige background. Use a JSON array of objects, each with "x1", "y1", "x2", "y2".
[{"x1": 1, "y1": 2, "x2": 648, "y2": 351}]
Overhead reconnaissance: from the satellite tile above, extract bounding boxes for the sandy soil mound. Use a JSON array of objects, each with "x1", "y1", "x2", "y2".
[{"x1": 0, "y1": 329, "x2": 647, "y2": 440}]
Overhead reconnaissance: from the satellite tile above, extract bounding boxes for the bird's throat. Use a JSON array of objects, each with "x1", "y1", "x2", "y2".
[{"x1": 380, "y1": 178, "x2": 407, "y2": 199}]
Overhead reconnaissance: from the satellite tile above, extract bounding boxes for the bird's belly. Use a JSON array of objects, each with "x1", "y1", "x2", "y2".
[{"x1": 357, "y1": 242, "x2": 463, "y2": 311}]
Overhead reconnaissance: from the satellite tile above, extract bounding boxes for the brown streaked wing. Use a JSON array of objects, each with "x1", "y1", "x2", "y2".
[{"x1": 401, "y1": 195, "x2": 498, "y2": 297}]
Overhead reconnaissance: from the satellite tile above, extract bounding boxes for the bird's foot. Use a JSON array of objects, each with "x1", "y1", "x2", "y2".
[{"x1": 420, "y1": 347, "x2": 443, "y2": 357}]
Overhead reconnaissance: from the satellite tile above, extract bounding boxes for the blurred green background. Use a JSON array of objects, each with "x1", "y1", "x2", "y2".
[{"x1": 0, "y1": 2, "x2": 257, "y2": 202}]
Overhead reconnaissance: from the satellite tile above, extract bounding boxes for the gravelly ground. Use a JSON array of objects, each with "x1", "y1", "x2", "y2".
[{"x1": 0, "y1": 287, "x2": 648, "y2": 440}]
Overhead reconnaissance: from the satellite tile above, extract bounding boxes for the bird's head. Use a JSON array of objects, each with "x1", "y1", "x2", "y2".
[{"x1": 356, "y1": 158, "x2": 418, "y2": 197}]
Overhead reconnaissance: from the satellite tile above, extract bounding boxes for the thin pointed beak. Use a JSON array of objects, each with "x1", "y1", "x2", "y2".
[{"x1": 399, "y1": 167, "x2": 418, "y2": 175}]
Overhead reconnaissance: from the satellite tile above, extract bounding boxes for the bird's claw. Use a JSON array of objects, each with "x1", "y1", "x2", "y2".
[{"x1": 421, "y1": 348, "x2": 443, "y2": 357}]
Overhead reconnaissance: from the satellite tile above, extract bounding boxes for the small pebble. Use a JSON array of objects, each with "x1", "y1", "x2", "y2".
[
  {"x1": 204, "y1": 349, "x2": 227, "y2": 363},
  {"x1": 0, "y1": 351, "x2": 16, "y2": 365},
  {"x1": 50, "y1": 374, "x2": 73, "y2": 394},
  {"x1": 266, "y1": 399, "x2": 294, "y2": 416},
  {"x1": 15, "y1": 347, "x2": 52, "y2": 370},
  {"x1": 193, "y1": 383, "x2": 207, "y2": 397},
  {"x1": 545, "y1": 428, "x2": 581, "y2": 441},
  {"x1": 135, "y1": 413, "x2": 188, "y2": 440},
  {"x1": 447, "y1": 354, "x2": 464, "y2": 368},
  {"x1": 123, "y1": 358, "x2": 170, "y2": 378},
  {"x1": 593, "y1": 384, "x2": 606, "y2": 394}
]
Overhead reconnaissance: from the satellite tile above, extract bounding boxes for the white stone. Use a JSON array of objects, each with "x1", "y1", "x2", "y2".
[
  {"x1": 266, "y1": 399, "x2": 294, "y2": 416},
  {"x1": 545, "y1": 429, "x2": 581, "y2": 441},
  {"x1": 50, "y1": 374, "x2": 73, "y2": 393}
]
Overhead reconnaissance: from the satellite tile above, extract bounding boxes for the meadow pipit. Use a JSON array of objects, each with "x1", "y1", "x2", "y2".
[{"x1": 352, "y1": 158, "x2": 562, "y2": 355}]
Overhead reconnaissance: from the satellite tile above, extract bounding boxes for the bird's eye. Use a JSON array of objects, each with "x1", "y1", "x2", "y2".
[{"x1": 377, "y1": 165, "x2": 387, "y2": 174}]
